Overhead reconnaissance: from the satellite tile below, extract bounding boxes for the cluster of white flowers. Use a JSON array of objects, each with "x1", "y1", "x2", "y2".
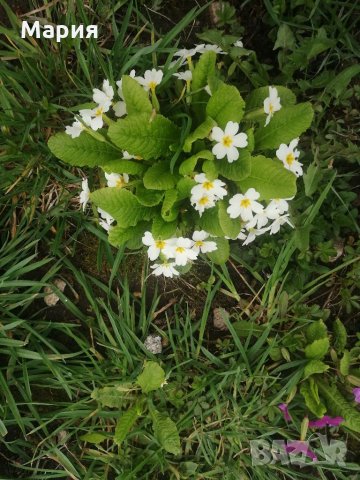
[
  {"x1": 172, "y1": 39, "x2": 243, "y2": 67},
  {"x1": 142, "y1": 230, "x2": 217, "y2": 277}
]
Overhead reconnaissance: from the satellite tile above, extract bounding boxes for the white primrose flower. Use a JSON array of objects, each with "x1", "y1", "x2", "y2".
[
  {"x1": 268, "y1": 214, "x2": 294, "y2": 235},
  {"x1": 79, "y1": 178, "x2": 90, "y2": 211},
  {"x1": 204, "y1": 84, "x2": 212, "y2": 96},
  {"x1": 211, "y1": 121, "x2": 248, "y2": 163},
  {"x1": 137, "y1": 69, "x2": 163, "y2": 91},
  {"x1": 246, "y1": 208, "x2": 269, "y2": 229},
  {"x1": 191, "y1": 174, "x2": 227, "y2": 201},
  {"x1": 79, "y1": 104, "x2": 109, "y2": 131},
  {"x1": 242, "y1": 226, "x2": 268, "y2": 246},
  {"x1": 142, "y1": 231, "x2": 170, "y2": 261},
  {"x1": 105, "y1": 172, "x2": 129, "y2": 188},
  {"x1": 234, "y1": 39, "x2": 244, "y2": 47},
  {"x1": 174, "y1": 47, "x2": 199, "y2": 61},
  {"x1": 227, "y1": 188, "x2": 263, "y2": 221},
  {"x1": 265, "y1": 198, "x2": 290, "y2": 219},
  {"x1": 195, "y1": 44, "x2": 226, "y2": 54},
  {"x1": 98, "y1": 207, "x2": 115, "y2": 231},
  {"x1": 191, "y1": 193, "x2": 216, "y2": 216},
  {"x1": 151, "y1": 261, "x2": 179, "y2": 278},
  {"x1": 276, "y1": 138, "x2": 303, "y2": 177},
  {"x1": 113, "y1": 70, "x2": 138, "y2": 117},
  {"x1": 192, "y1": 231, "x2": 217, "y2": 254},
  {"x1": 162, "y1": 237, "x2": 198, "y2": 266},
  {"x1": 173, "y1": 70, "x2": 192, "y2": 82},
  {"x1": 92, "y1": 79, "x2": 114, "y2": 110},
  {"x1": 122, "y1": 150, "x2": 142, "y2": 160},
  {"x1": 65, "y1": 118, "x2": 86, "y2": 138},
  {"x1": 264, "y1": 86, "x2": 281, "y2": 126}
]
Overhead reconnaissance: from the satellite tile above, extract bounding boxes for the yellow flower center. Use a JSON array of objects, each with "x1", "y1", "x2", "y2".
[
  {"x1": 222, "y1": 135, "x2": 233, "y2": 147},
  {"x1": 240, "y1": 198, "x2": 251, "y2": 208},
  {"x1": 148, "y1": 81, "x2": 157, "y2": 90},
  {"x1": 176, "y1": 247, "x2": 185, "y2": 253},
  {"x1": 286, "y1": 153, "x2": 295, "y2": 165},
  {"x1": 202, "y1": 181, "x2": 213, "y2": 190},
  {"x1": 195, "y1": 240, "x2": 204, "y2": 247},
  {"x1": 95, "y1": 107, "x2": 103, "y2": 117},
  {"x1": 268, "y1": 103, "x2": 274, "y2": 113},
  {"x1": 199, "y1": 196, "x2": 209, "y2": 206},
  {"x1": 155, "y1": 240, "x2": 166, "y2": 249},
  {"x1": 115, "y1": 178, "x2": 125, "y2": 188}
]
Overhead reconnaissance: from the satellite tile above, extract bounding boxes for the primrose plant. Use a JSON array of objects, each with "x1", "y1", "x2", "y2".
[{"x1": 48, "y1": 44, "x2": 314, "y2": 277}]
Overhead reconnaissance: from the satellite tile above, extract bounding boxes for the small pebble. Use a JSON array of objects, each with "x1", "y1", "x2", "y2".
[
  {"x1": 144, "y1": 335, "x2": 162, "y2": 354},
  {"x1": 44, "y1": 279, "x2": 66, "y2": 306}
]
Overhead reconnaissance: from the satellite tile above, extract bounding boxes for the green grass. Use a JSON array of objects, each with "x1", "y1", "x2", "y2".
[{"x1": 1, "y1": 0, "x2": 360, "y2": 478}]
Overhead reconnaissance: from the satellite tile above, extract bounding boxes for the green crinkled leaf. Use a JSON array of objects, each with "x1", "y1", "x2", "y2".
[
  {"x1": 218, "y1": 201, "x2": 241, "y2": 239},
  {"x1": 108, "y1": 222, "x2": 148, "y2": 247},
  {"x1": 192, "y1": 51, "x2": 217, "y2": 94},
  {"x1": 179, "y1": 150, "x2": 214, "y2": 175},
  {"x1": 161, "y1": 189, "x2": 178, "y2": 222},
  {"x1": 232, "y1": 320, "x2": 266, "y2": 337},
  {"x1": 152, "y1": 216, "x2": 177, "y2": 239},
  {"x1": 143, "y1": 161, "x2": 176, "y2": 190},
  {"x1": 137, "y1": 362, "x2": 166, "y2": 394},
  {"x1": 206, "y1": 82, "x2": 245, "y2": 128},
  {"x1": 114, "y1": 406, "x2": 139, "y2": 446},
  {"x1": 202, "y1": 159, "x2": 218, "y2": 180},
  {"x1": 152, "y1": 410, "x2": 181, "y2": 455},
  {"x1": 176, "y1": 177, "x2": 196, "y2": 200},
  {"x1": 102, "y1": 159, "x2": 147, "y2": 175},
  {"x1": 303, "y1": 360, "x2": 330, "y2": 380},
  {"x1": 136, "y1": 184, "x2": 164, "y2": 206},
  {"x1": 199, "y1": 205, "x2": 224, "y2": 237},
  {"x1": 340, "y1": 350, "x2": 351, "y2": 376},
  {"x1": 216, "y1": 150, "x2": 251, "y2": 181},
  {"x1": 122, "y1": 75, "x2": 152, "y2": 115},
  {"x1": 254, "y1": 103, "x2": 314, "y2": 150},
  {"x1": 91, "y1": 188, "x2": 150, "y2": 227},
  {"x1": 183, "y1": 117, "x2": 216, "y2": 153},
  {"x1": 48, "y1": 132, "x2": 121, "y2": 166},
  {"x1": 91, "y1": 383, "x2": 135, "y2": 408},
  {"x1": 300, "y1": 381, "x2": 327, "y2": 417},
  {"x1": 80, "y1": 433, "x2": 107, "y2": 444},
  {"x1": 246, "y1": 128, "x2": 255, "y2": 153},
  {"x1": 306, "y1": 320, "x2": 328, "y2": 343},
  {"x1": 238, "y1": 155, "x2": 296, "y2": 200},
  {"x1": 318, "y1": 381, "x2": 360, "y2": 433},
  {"x1": 333, "y1": 319, "x2": 347, "y2": 353},
  {"x1": 305, "y1": 338, "x2": 329, "y2": 360},
  {"x1": 108, "y1": 113, "x2": 180, "y2": 160},
  {"x1": 207, "y1": 237, "x2": 230, "y2": 264},
  {"x1": 245, "y1": 85, "x2": 296, "y2": 118}
]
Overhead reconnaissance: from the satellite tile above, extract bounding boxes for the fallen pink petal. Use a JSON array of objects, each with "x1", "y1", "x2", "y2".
[
  {"x1": 278, "y1": 403, "x2": 291, "y2": 421},
  {"x1": 308, "y1": 415, "x2": 344, "y2": 428}
]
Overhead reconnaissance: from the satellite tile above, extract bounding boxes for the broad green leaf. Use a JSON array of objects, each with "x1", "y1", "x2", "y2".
[
  {"x1": 218, "y1": 201, "x2": 241, "y2": 239},
  {"x1": 333, "y1": 319, "x2": 347, "y2": 353},
  {"x1": 216, "y1": 150, "x2": 251, "y2": 181},
  {"x1": 207, "y1": 237, "x2": 230, "y2": 264},
  {"x1": 199, "y1": 205, "x2": 224, "y2": 237},
  {"x1": 114, "y1": 406, "x2": 139, "y2": 446},
  {"x1": 183, "y1": 117, "x2": 216, "y2": 152},
  {"x1": 238, "y1": 156, "x2": 296, "y2": 200},
  {"x1": 300, "y1": 382, "x2": 327, "y2": 417},
  {"x1": 108, "y1": 113, "x2": 180, "y2": 160},
  {"x1": 108, "y1": 222, "x2": 148, "y2": 247},
  {"x1": 80, "y1": 433, "x2": 107, "y2": 444},
  {"x1": 48, "y1": 132, "x2": 121, "y2": 166},
  {"x1": 303, "y1": 360, "x2": 329, "y2": 380},
  {"x1": 91, "y1": 383, "x2": 135, "y2": 408},
  {"x1": 324, "y1": 65, "x2": 360, "y2": 99},
  {"x1": 161, "y1": 189, "x2": 178, "y2": 222},
  {"x1": 122, "y1": 75, "x2": 152, "y2": 115},
  {"x1": 340, "y1": 350, "x2": 351, "y2": 376},
  {"x1": 303, "y1": 162, "x2": 322, "y2": 197},
  {"x1": 254, "y1": 103, "x2": 314, "y2": 150},
  {"x1": 102, "y1": 159, "x2": 147, "y2": 175},
  {"x1": 246, "y1": 128, "x2": 255, "y2": 153},
  {"x1": 192, "y1": 51, "x2": 216, "y2": 94},
  {"x1": 294, "y1": 224, "x2": 310, "y2": 252},
  {"x1": 179, "y1": 150, "x2": 214, "y2": 175},
  {"x1": 152, "y1": 410, "x2": 181, "y2": 455},
  {"x1": 318, "y1": 381, "x2": 360, "y2": 433},
  {"x1": 305, "y1": 320, "x2": 328, "y2": 343},
  {"x1": 91, "y1": 188, "x2": 150, "y2": 227},
  {"x1": 176, "y1": 177, "x2": 196, "y2": 200},
  {"x1": 152, "y1": 216, "x2": 177, "y2": 239},
  {"x1": 232, "y1": 320, "x2": 266, "y2": 337},
  {"x1": 137, "y1": 362, "x2": 165, "y2": 394},
  {"x1": 245, "y1": 85, "x2": 296, "y2": 118},
  {"x1": 136, "y1": 184, "x2": 164, "y2": 206},
  {"x1": 206, "y1": 82, "x2": 245, "y2": 128},
  {"x1": 305, "y1": 338, "x2": 329, "y2": 360},
  {"x1": 143, "y1": 162, "x2": 176, "y2": 190},
  {"x1": 202, "y1": 159, "x2": 218, "y2": 180},
  {"x1": 274, "y1": 24, "x2": 296, "y2": 50}
]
